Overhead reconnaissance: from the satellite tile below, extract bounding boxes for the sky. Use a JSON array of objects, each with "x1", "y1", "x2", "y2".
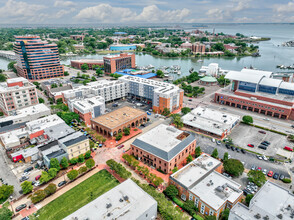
[{"x1": 0, "y1": 0, "x2": 294, "y2": 24}]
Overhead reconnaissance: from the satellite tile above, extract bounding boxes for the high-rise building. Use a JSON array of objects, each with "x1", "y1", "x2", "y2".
[{"x1": 14, "y1": 36, "x2": 64, "y2": 80}]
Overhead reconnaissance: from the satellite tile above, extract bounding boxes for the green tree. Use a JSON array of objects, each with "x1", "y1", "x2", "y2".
[
  {"x1": 7, "y1": 61, "x2": 16, "y2": 71},
  {"x1": 245, "y1": 194, "x2": 254, "y2": 205},
  {"x1": 186, "y1": 154, "x2": 193, "y2": 163},
  {"x1": 223, "y1": 152, "x2": 229, "y2": 161},
  {"x1": 78, "y1": 154, "x2": 85, "y2": 163},
  {"x1": 21, "y1": 181, "x2": 33, "y2": 194},
  {"x1": 48, "y1": 168, "x2": 58, "y2": 179},
  {"x1": 0, "y1": 207, "x2": 13, "y2": 220},
  {"x1": 183, "y1": 200, "x2": 197, "y2": 216},
  {"x1": 64, "y1": 71, "x2": 69, "y2": 76},
  {"x1": 247, "y1": 170, "x2": 266, "y2": 187},
  {"x1": 242, "y1": 115, "x2": 253, "y2": 124},
  {"x1": 96, "y1": 68, "x2": 103, "y2": 77},
  {"x1": 67, "y1": 169, "x2": 79, "y2": 180},
  {"x1": 81, "y1": 63, "x2": 89, "y2": 71},
  {"x1": 51, "y1": 83, "x2": 58, "y2": 88},
  {"x1": 50, "y1": 158, "x2": 60, "y2": 171},
  {"x1": 163, "y1": 185, "x2": 178, "y2": 198},
  {"x1": 173, "y1": 115, "x2": 183, "y2": 128},
  {"x1": 56, "y1": 98, "x2": 63, "y2": 104},
  {"x1": 56, "y1": 112, "x2": 79, "y2": 125},
  {"x1": 217, "y1": 75, "x2": 230, "y2": 86},
  {"x1": 85, "y1": 158, "x2": 95, "y2": 169},
  {"x1": 195, "y1": 146, "x2": 202, "y2": 158},
  {"x1": 0, "y1": 185, "x2": 13, "y2": 202},
  {"x1": 38, "y1": 98, "x2": 45, "y2": 103},
  {"x1": 91, "y1": 76, "x2": 96, "y2": 81},
  {"x1": 181, "y1": 107, "x2": 191, "y2": 115},
  {"x1": 221, "y1": 208, "x2": 230, "y2": 220},
  {"x1": 123, "y1": 127, "x2": 130, "y2": 136},
  {"x1": 211, "y1": 148, "x2": 219, "y2": 158},
  {"x1": 31, "y1": 190, "x2": 47, "y2": 204},
  {"x1": 44, "y1": 183, "x2": 57, "y2": 196},
  {"x1": 84, "y1": 150, "x2": 91, "y2": 159},
  {"x1": 0, "y1": 112, "x2": 3, "y2": 117},
  {"x1": 162, "y1": 108, "x2": 170, "y2": 116},
  {"x1": 60, "y1": 157, "x2": 69, "y2": 169},
  {"x1": 172, "y1": 167, "x2": 178, "y2": 173},
  {"x1": 156, "y1": 70, "x2": 164, "y2": 78},
  {"x1": 116, "y1": 132, "x2": 123, "y2": 141},
  {"x1": 69, "y1": 158, "x2": 78, "y2": 165},
  {"x1": 153, "y1": 177, "x2": 164, "y2": 187},
  {"x1": 78, "y1": 166, "x2": 87, "y2": 174},
  {"x1": 39, "y1": 171, "x2": 51, "y2": 184},
  {"x1": 0, "y1": 74, "x2": 7, "y2": 82},
  {"x1": 223, "y1": 159, "x2": 244, "y2": 177}
]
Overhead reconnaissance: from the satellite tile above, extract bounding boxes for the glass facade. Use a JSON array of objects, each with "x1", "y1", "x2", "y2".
[
  {"x1": 238, "y1": 81, "x2": 256, "y2": 92},
  {"x1": 258, "y1": 85, "x2": 277, "y2": 94},
  {"x1": 278, "y1": 88, "x2": 294, "y2": 96}
]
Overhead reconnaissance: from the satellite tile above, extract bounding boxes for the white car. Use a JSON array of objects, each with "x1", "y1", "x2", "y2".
[
  {"x1": 263, "y1": 118, "x2": 269, "y2": 121},
  {"x1": 212, "y1": 138, "x2": 215, "y2": 143},
  {"x1": 257, "y1": 155, "x2": 263, "y2": 160},
  {"x1": 22, "y1": 172, "x2": 30, "y2": 177},
  {"x1": 262, "y1": 155, "x2": 268, "y2": 161},
  {"x1": 34, "y1": 181, "x2": 40, "y2": 187},
  {"x1": 262, "y1": 169, "x2": 267, "y2": 175}
]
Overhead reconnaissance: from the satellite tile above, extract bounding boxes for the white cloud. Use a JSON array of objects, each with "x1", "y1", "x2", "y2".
[
  {"x1": 273, "y1": 1, "x2": 294, "y2": 13},
  {"x1": 272, "y1": 1, "x2": 294, "y2": 22},
  {"x1": 0, "y1": 0, "x2": 45, "y2": 19},
  {"x1": 55, "y1": 8, "x2": 76, "y2": 18},
  {"x1": 75, "y1": 3, "x2": 190, "y2": 23},
  {"x1": 54, "y1": 0, "x2": 76, "y2": 7}
]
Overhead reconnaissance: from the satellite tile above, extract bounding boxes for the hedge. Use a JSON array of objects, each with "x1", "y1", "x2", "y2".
[
  {"x1": 193, "y1": 214, "x2": 204, "y2": 220},
  {"x1": 282, "y1": 178, "x2": 292, "y2": 183},
  {"x1": 172, "y1": 197, "x2": 184, "y2": 207}
]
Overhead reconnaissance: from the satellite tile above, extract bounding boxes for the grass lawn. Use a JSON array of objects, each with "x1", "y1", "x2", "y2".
[{"x1": 31, "y1": 169, "x2": 119, "y2": 220}]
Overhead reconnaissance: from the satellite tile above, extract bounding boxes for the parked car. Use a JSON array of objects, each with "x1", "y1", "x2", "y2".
[
  {"x1": 216, "y1": 140, "x2": 221, "y2": 145},
  {"x1": 241, "y1": 149, "x2": 246, "y2": 154},
  {"x1": 19, "y1": 176, "x2": 29, "y2": 182},
  {"x1": 251, "y1": 165, "x2": 256, "y2": 170},
  {"x1": 236, "y1": 148, "x2": 240, "y2": 152},
  {"x1": 211, "y1": 138, "x2": 215, "y2": 143},
  {"x1": 231, "y1": 146, "x2": 235, "y2": 151},
  {"x1": 58, "y1": 181, "x2": 67, "y2": 187},
  {"x1": 258, "y1": 131, "x2": 266, "y2": 134},
  {"x1": 117, "y1": 145, "x2": 124, "y2": 149},
  {"x1": 291, "y1": 125, "x2": 294, "y2": 128},
  {"x1": 256, "y1": 155, "x2": 263, "y2": 160},
  {"x1": 225, "y1": 144, "x2": 230, "y2": 149},
  {"x1": 24, "y1": 166, "x2": 33, "y2": 173},
  {"x1": 247, "y1": 144, "x2": 254, "y2": 148},
  {"x1": 258, "y1": 145, "x2": 267, "y2": 150},
  {"x1": 262, "y1": 155, "x2": 268, "y2": 161},
  {"x1": 22, "y1": 172, "x2": 30, "y2": 177},
  {"x1": 35, "y1": 175, "x2": 41, "y2": 181},
  {"x1": 21, "y1": 217, "x2": 30, "y2": 220},
  {"x1": 188, "y1": 99, "x2": 192, "y2": 101},
  {"x1": 261, "y1": 141, "x2": 270, "y2": 146},
  {"x1": 257, "y1": 167, "x2": 262, "y2": 171},
  {"x1": 262, "y1": 169, "x2": 267, "y2": 175},
  {"x1": 263, "y1": 141, "x2": 270, "y2": 145},
  {"x1": 284, "y1": 146, "x2": 293, "y2": 152},
  {"x1": 34, "y1": 181, "x2": 40, "y2": 187},
  {"x1": 273, "y1": 173, "x2": 280, "y2": 180},
  {"x1": 15, "y1": 204, "x2": 27, "y2": 212},
  {"x1": 267, "y1": 171, "x2": 273, "y2": 177},
  {"x1": 279, "y1": 174, "x2": 285, "y2": 180}
]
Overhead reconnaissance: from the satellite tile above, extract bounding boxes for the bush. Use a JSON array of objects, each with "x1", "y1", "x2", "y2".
[
  {"x1": 44, "y1": 183, "x2": 57, "y2": 196},
  {"x1": 78, "y1": 166, "x2": 87, "y2": 174},
  {"x1": 31, "y1": 190, "x2": 47, "y2": 204},
  {"x1": 85, "y1": 158, "x2": 95, "y2": 169},
  {"x1": 116, "y1": 133, "x2": 123, "y2": 141},
  {"x1": 78, "y1": 154, "x2": 85, "y2": 163},
  {"x1": 123, "y1": 127, "x2": 130, "y2": 136},
  {"x1": 211, "y1": 148, "x2": 218, "y2": 158},
  {"x1": 106, "y1": 159, "x2": 131, "y2": 179},
  {"x1": 84, "y1": 150, "x2": 91, "y2": 159},
  {"x1": 69, "y1": 158, "x2": 78, "y2": 165},
  {"x1": 282, "y1": 178, "x2": 292, "y2": 183},
  {"x1": 67, "y1": 170, "x2": 79, "y2": 181},
  {"x1": 194, "y1": 215, "x2": 204, "y2": 220},
  {"x1": 172, "y1": 197, "x2": 184, "y2": 207},
  {"x1": 242, "y1": 115, "x2": 253, "y2": 124},
  {"x1": 183, "y1": 200, "x2": 197, "y2": 216},
  {"x1": 245, "y1": 194, "x2": 254, "y2": 205},
  {"x1": 172, "y1": 167, "x2": 178, "y2": 173}
]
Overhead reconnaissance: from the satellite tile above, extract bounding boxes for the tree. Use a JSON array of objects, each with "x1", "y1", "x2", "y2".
[
  {"x1": 91, "y1": 76, "x2": 96, "y2": 81},
  {"x1": 221, "y1": 208, "x2": 230, "y2": 220},
  {"x1": 50, "y1": 158, "x2": 60, "y2": 171},
  {"x1": 64, "y1": 71, "x2": 69, "y2": 76},
  {"x1": 242, "y1": 115, "x2": 253, "y2": 124},
  {"x1": 21, "y1": 181, "x2": 33, "y2": 194},
  {"x1": 96, "y1": 68, "x2": 103, "y2": 77},
  {"x1": 0, "y1": 112, "x2": 3, "y2": 117},
  {"x1": 183, "y1": 200, "x2": 197, "y2": 216},
  {"x1": 211, "y1": 148, "x2": 219, "y2": 158},
  {"x1": 0, "y1": 74, "x2": 7, "y2": 82},
  {"x1": 44, "y1": 183, "x2": 57, "y2": 196},
  {"x1": 223, "y1": 159, "x2": 244, "y2": 177},
  {"x1": 67, "y1": 170, "x2": 79, "y2": 180},
  {"x1": 0, "y1": 207, "x2": 13, "y2": 220},
  {"x1": 81, "y1": 63, "x2": 89, "y2": 71},
  {"x1": 123, "y1": 127, "x2": 130, "y2": 136},
  {"x1": 186, "y1": 154, "x2": 193, "y2": 163},
  {"x1": 78, "y1": 154, "x2": 85, "y2": 163},
  {"x1": 56, "y1": 98, "x2": 63, "y2": 104},
  {"x1": 247, "y1": 170, "x2": 266, "y2": 187},
  {"x1": 60, "y1": 157, "x2": 69, "y2": 169},
  {"x1": 84, "y1": 150, "x2": 91, "y2": 159},
  {"x1": 153, "y1": 177, "x2": 164, "y2": 187},
  {"x1": 116, "y1": 132, "x2": 123, "y2": 141},
  {"x1": 31, "y1": 190, "x2": 47, "y2": 204},
  {"x1": 156, "y1": 70, "x2": 164, "y2": 78},
  {"x1": 39, "y1": 171, "x2": 51, "y2": 184},
  {"x1": 7, "y1": 61, "x2": 16, "y2": 71},
  {"x1": 172, "y1": 167, "x2": 178, "y2": 173},
  {"x1": 223, "y1": 152, "x2": 229, "y2": 161},
  {"x1": 78, "y1": 166, "x2": 87, "y2": 174},
  {"x1": 69, "y1": 158, "x2": 78, "y2": 165},
  {"x1": 181, "y1": 107, "x2": 191, "y2": 115},
  {"x1": 0, "y1": 184, "x2": 14, "y2": 202},
  {"x1": 85, "y1": 158, "x2": 95, "y2": 169},
  {"x1": 245, "y1": 194, "x2": 254, "y2": 205},
  {"x1": 57, "y1": 112, "x2": 79, "y2": 125},
  {"x1": 162, "y1": 108, "x2": 170, "y2": 116},
  {"x1": 48, "y1": 168, "x2": 58, "y2": 179},
  {"x1": 38, "y1": 98, "x2": 45, "y2": 103},
  {"x1": 173, "y1": 115, "x2": 183, "y2": 128},
  {"x1": 195, "y1": 146, "x2": 202, "y2": 158},
  {"x1": 163, "y1": 185, "x2": 178, "y2": 198}
]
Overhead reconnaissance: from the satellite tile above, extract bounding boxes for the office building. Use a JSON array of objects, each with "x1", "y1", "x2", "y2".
[
  {"x1": 0, "y1": 104, "x2": 50, "y2": 127},
  {"x1": 91, "y1": 106, "x2": 147, "y2": 137},
  {"x1": 70, "y1": 59, "x2": 103, "y2": 70},
  {"x1": 103, "y1": 53, "x2": 135, "y2": 74},
  {"x1": 229, "y1": 181, "x2": 294, "y2": 220},
  {"x1": 14, "y1": 35, "x2": 64, "y2": 80},
  {"x1": 119, "y1": 75, "x2": 184, "y2": 114},
  {"x1": 215, "y1": 69, "x2": 294, "y2": 120},
  {"x1": 0, "y1": 77, "x2": 38, "y2": 115},
  {"x1": 64, "y1": 179, "x2": 157, "y2": 220},
  {"x1": 170, "y1": 154, "x2": 243, "y2": 218},
  {"x1": 182, "y1": 107, "x2": 240, "y2": 139},
  {"x1": 192, "y1": 43, "x2": 206, "y2": 54},
  {"x1": 131, "y1": 124, "x2": 196, "y2": 173},
  {"x1": 67, "y1": 96, "x2": 105, "y2": 126}
]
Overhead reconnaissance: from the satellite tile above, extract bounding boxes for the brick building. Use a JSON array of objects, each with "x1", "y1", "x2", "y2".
[
  {"x1": 91, "y1": 106, "x2": 147, "y2": 137},
  {"x1": 0, "y1": 77, "x2": 38, "y2": 115},
  {"x1": 103, "y1": 53, "x2": 136, "y2": 74},
  {"x1": 192, "y1": 43, "x2": 206, "y2": 54},
  {"x1": 14, "y1": 36, "x2": 64, "y2": 80},
  {"x1": 70, "y1": 59, "x2": 104, "y2": 70},
  {"x1": 131, "y1": 124, "x2": 196, "y2": 173},
  {"x1": 170, "y1": 154, "x2": 243, "y2": 218},
  {"x1": 215, "y1": 69, "x2": 294, "y2": 120},
  {"x1": 70, "y1": 35, "x2": 85, "y2": 41}
]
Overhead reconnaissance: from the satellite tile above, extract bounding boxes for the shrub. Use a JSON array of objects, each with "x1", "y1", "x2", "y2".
[
  {"x1": 183, "y1": 200, "x2": 197, "y2": 216},
  {"x1": 282, "y1": 178, "x2": 292, "y2": 183},
  {"x1": 245, "y1": 194, "x2": 254, "y2": 205},
  {"x1": 115, "y1": 133, "x2": 123, "y2": 141},
  {"x1": 78, "y1": 166, "x2": 87, "y2": 174},
  {"x1": 172, "y1": 167, "x2": 178, "y2": 173},
  {"x1": 44, "y1": 183, "x2": 57, "y2": 196},
  {"x1": 242, "y1": 115, "x2": 253, "y2": 124},
  {"x1": 67, "y1": 170, "x2": 79, "y2": 181},
  {"x1": 85, "y1": 158, "x2": 95, "y2": 169},
  {"x1": 78, "y1": 154, "x2": 85, "y2": 163},
  {"x1": 69, "y1": 158, "x2": 78, "y2": 165},
  {"x1": 84, "y1": 150, "x2": 91, "y2": 159},
  {"x1": 123, "y1": 127, "x2": 130, "y2": 136},
  {"x1": 31, "y1": 190, "x2": 47, "y2": 204},
  {"x1": 172, "y1": 197, "x2": 184, "y2": 207}
]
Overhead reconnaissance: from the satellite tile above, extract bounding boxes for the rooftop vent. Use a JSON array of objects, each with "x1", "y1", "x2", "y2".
[
  {"x1": 277, "y1": 214, "x2": 283, "y2": 219},
  {"x1": 119, "y1": 198, "x2": 123, "y2": 202},
  {"x1": 207, "y1": 162, "x2": 213, "y2": 167},
  {"x1": 263, "y1": 216, "x2": 269, "y2": 220},
  {"x1": 107, "y1": 213, "x2": 112, "y2": 217},
  {"x1": 123, "y1": 195, "x2": 129, "y2": 201},
  {"x1": 106, "y1": 203, "x2": 112, "y2": 209},
  {"x1": 254, "y1": 213, "x2": 261, "y2": 219}
]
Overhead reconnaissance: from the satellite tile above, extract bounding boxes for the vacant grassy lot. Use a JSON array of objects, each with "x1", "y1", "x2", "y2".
[{"x1": 32, "y1": 169, "x2": 119, "y2": 220}]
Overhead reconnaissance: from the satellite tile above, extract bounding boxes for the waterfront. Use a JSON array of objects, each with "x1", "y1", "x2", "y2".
[{"x1": 1, "y1": 24, "x2": 294, "y2": 79}]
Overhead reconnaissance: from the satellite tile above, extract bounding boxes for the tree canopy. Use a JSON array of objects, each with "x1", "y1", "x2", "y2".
[
  {"x1": 21, "y1": 181, "x2": 33, "y2": 194},
  {"x1": 163, "y1": 185, "x2": 179, "y2": 198},
  {"x1": 242, "y1": 115, "x2": 253, "y2": 124},
  {"x1": 247, "y1": 170, "x2": 266, "y2": 187},
  {"x1": 223, "y1": 159, "x2": 244, "y2": 177}
]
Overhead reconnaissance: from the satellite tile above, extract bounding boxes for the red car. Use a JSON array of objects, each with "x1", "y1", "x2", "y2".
[
  {"x1": 35, "y1": 175, "x2": 41, "y2": 181},
  {"x1": 267, "y1": 171, "x2": 273, "y2": 177},
  {"x1": 257, "y1": 167, "x2": 262, "y2": 171},
  {"x1": 247, "y1": 144, "x2": 254, "y2": 148},
  {"x1": 284, "y1": 146, "x2": 293, "y2": 152},
  {"x1": 117, "y1": 145, "x2": 124, "y2": 149},
  {"x1": 258, "y1": 131, "x2": 266, "y2": 134}
]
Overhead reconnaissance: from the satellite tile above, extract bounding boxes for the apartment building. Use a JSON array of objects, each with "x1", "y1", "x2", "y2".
[
  {"x1": 119, "y1": 75, "x2": 184, "y2": 113},
  {"x1": 67, "y1": 96, "x2": 105, "y2": 126},
  {"x1": 0, "y1": 77, "x2": 38, "y2": 115},
  {"x1": 170, "y1": 154, "x2": 243, "y2": 218},
  {"x1": 70, "y1": 59, "x2": 103, "y2": 70},
  {"x1": 14, "y1": 35, "x2": 64, "y2": 80},
  {"x1": 215, "y1": 69, "x2": 294, "y2": 120},
  {"x1": 131, "y1": 124, "x2": 196, "y2": 173},
  {"x1": 103, "y1": 53, "x2": 135, "y2": 74}
]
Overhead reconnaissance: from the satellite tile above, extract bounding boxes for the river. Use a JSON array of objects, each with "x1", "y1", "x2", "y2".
[{"x1": 1, "y1": 23, "x2": 294, "y2": 79}]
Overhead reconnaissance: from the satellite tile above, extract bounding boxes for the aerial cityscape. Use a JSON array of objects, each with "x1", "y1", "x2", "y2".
[{"x1": 0, "y1": 1, "x2": 293, "y2": 220}]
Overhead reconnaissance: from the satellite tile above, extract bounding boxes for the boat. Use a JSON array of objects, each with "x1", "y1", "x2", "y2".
[
  {"x1": 189, "y1": 68, "x2": 194, "y2": 73},
  {"x1": 147, "y1": 64, "x2": 154, "y2": 69},
  {"x1": 197, "y1": 59, "x2": 203, "y2": 62},
  {"x1": 177, "y1": 71, "x2": 181, "y2": 75}
]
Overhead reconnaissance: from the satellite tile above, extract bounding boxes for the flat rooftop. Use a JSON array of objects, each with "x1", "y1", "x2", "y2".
[
  {"x1": 170, "y1": 154, "x2": 221, "y2": 189},
  {"x1": 132, "y1": 124, "x2": 195, "y2": 161},
  {"x1": 71, "y1": 59, "x2": 103, "y2": 63},
  {"x1": 44, "y1": 123, "x2": 75, "y2": 140},
  {"x1": 182, "y1": 107, "x2": 240, "y2": 136},
  {"x1": 26, "y1": 114, "x2": 65, "y2": 133},
  {"x1": 92, "y1": 106, "x2": 146, "y2": 129},
  {"x1": 70, "y1": 96, "x2": 104, "y2": 112},
  {"x1": 230, "y1": 181, "x2": 294, "y2": 220},
  {"x1": 64, "y1": 179, "x2": 157, "y2": 220}
]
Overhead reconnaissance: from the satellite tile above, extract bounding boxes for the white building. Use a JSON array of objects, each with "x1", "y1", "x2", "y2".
[
  {"x1": 0, "y1": 104, "x2": 50, "y2": 126},
  {"x1": 182, "y1": 106, "x2": 240, "y2": 139},
  {"x1": 229, "y1": 181, "x2": 294, "y2": 220},
  {"x1": 0, "y1": 77, "x2": 38, "y2": 115},
  {"x1": 64, "y1": 179, "x2": 157, "y2": 220},
  {"x1": 199, "y1": 63, "x2": 229, "y2": 77}
]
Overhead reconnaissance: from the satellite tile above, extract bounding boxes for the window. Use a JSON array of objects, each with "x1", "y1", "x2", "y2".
[
  {"x1": 195, "y1": 198, "x2": 199, "y2": 207},
  {"x1": 181, "y1": 194, "x2": 186, "y2": 201},
  {"x1": 209, "y1": 210, "x2": 214, "y2": 216},
  {"x1": 200, "y1": 204, "x2": 205, "y2": 214},
  {"x1": 189, "y1": 194, "x2": 193, "y2": 201}
]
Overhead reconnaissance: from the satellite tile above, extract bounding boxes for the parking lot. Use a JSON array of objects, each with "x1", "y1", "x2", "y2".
[{"x1": 230, "y1": 123, "x2": 293, "y2": 158}]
